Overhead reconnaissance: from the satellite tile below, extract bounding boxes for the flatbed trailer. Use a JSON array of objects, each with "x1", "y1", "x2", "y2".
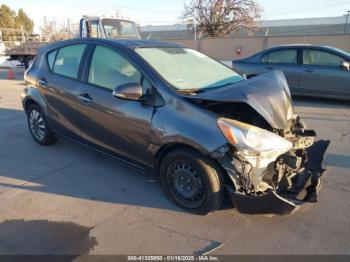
[{"x1": 5, "y1": 41, "x2": 48, "y2": 68}]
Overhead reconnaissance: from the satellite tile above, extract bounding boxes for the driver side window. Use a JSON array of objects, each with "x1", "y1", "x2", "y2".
[
  {"x1": 303, "y1": 49, "x2": 344, "y2": 67},
  {"x1": 88, "y1": 45, "x2": 142, "y2": 91}
]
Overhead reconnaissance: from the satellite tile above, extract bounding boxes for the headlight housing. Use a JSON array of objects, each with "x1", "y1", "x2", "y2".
[{"x1": 217, "y1": 118, "x2": 293, "y2": 154}]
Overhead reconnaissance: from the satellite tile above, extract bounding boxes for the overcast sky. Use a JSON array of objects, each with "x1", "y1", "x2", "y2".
[{"x1": 3, "y1": 0, "x2": 350, "y2": 33}]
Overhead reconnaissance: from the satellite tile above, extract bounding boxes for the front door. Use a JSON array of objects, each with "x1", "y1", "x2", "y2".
[
  {"x1": 78, "y1": 44, "x2": 155, "y2": 166},
  {"x1": 300, "y1": 48, "x2": 350, "y2": 97}
]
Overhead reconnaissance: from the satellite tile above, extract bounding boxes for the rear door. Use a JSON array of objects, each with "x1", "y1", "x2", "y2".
[
  {"x1": 78, "y1": 44, "x2": 155, "y2": 166},
  {"x1": 260, "y1": 48, "x2": 301, "y2": 92},
  {"x1": 40, "y1": 43, "x2": 87, "y2": 140},
  {"x1": 300, "y1": 48, "x2": 350, "y2": 97}
]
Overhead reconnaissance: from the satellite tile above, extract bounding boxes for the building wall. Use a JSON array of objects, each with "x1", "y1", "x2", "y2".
[{"x1": 163, "y1": 34, "x2": 350, "y2": 60}]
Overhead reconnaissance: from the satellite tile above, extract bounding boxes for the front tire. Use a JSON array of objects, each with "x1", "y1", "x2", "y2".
[
  {"x1": 27, "y1": 104, "x2": 56, "y2": 145},
  {"x1": 160, "y1": 148, "x2": 225, "y2": 215}
]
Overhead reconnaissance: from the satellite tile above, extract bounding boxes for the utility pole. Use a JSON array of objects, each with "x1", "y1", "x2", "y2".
[
  {"x1": 194, "y1": 23, "x2": 197, "y2": 50},
  {"x1": 67, "y1": 18, "x2": 71, "y2": 38},
  {"x1": 263, "y1": 28, "x2": 269, "y2": 50},
  {"x1": 187, "y1": 18, "x2": 198, "y2": 50},
  {"x1": 345, "y1": 10, "x2": 350, "y2": 34}
]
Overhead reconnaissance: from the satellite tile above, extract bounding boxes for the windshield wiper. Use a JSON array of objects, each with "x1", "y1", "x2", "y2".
[
  {"x1": 205, "y1": 81, "x2": 243, "y2": 90},
  {"x1": 176, "y1": 80, "x2": 244, "y2": 94}
]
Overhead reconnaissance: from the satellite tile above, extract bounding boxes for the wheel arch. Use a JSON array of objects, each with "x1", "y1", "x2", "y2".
[
  {"x1": 24, "y1": 98, "x2": 38, "y2": 113},
  {"x1": 22, "y1": 87, "x2": 47, "y2": 115},
  {"x1": 154, "y1": 143, "x2": 232, "y2": 186},
  {"x1": 154, "y1": 143, "x2": 194, "y2": 176}
]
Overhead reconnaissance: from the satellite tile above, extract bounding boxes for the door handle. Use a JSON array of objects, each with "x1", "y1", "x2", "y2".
[
  {"x1": 79, "y1": 93, "x2": 93, "y2": 104},
  {"x1": 304, "y1": 68, "x2": 314, "y2": 73},
  {"x1": 39, "y1": 79, "x2": 47, "y2": 87},
  {"x1": 265, "y1": 66, "x2": 274, "y2": 70}
]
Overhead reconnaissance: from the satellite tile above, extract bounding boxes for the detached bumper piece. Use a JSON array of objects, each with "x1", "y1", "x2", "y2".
[
  {"x1": 228, "y1": 140, "x2": 331, "y2": 215},
  {"x1": 228, "y1": 190, "x2": 297, "y2": 215}
]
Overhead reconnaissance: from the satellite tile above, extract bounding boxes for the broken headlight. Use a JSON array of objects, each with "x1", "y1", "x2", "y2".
[{"x1": 217, "y1": 118, "x2": 293, "y2": 154}]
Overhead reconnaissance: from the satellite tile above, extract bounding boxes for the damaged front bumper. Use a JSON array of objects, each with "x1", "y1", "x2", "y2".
[
  {"x1": 214, "y1": 131, "x2": 330, "y2": 215},
  {"x1": 228, "y1": 140, "x2": 330, "y2": 215}
]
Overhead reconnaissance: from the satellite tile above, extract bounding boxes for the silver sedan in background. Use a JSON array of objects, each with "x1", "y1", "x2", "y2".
[{"x1": 232, "y1": 44, "x2": 350, "y2": 100}]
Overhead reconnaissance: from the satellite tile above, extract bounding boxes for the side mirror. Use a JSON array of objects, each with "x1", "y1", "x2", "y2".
[
  {"x1": 341, "y1": 61, "x2": 350, "y2": 71},
  {"x1": 113, "y1": 83, "x2": 144, "y2": 101}
]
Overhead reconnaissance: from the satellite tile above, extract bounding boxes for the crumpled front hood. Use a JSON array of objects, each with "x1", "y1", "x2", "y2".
[{"x1": 188, "y1": 71, "x2": 295, "y2": 129}]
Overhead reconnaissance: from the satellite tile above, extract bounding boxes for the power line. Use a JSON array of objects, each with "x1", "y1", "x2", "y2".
[
  {"x1": 266, "y1": 2, "x2": 350, "y2": 16},
  {"x1": 115, "y1": 5, "x2": 179, "y2": 14},
  {"x1": 265, "y1": 0, "x2": 349, "y2": 12}
]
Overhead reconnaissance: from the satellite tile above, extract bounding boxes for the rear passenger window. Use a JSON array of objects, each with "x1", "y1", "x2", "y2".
[
  {"x1": 88, "y1": 45, "x2": 142, "y2": 90},
  {"x1": 53, "y1": 44, "x2": 86, "y2": 79},
  {"x1": 261, "y1": 49, "x2": 297, "y2": 64},
  {"x1": 47, "y1": 50, "x2": 57, "y2": 70}
]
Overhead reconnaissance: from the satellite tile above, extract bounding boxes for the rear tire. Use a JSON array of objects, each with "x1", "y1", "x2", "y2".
[
  {"x1": 27, "y1": 104, "x2": 56, "y2": 145},
  {"x1": 160, "y1": 148, "x2": 225, "y2": 215}
]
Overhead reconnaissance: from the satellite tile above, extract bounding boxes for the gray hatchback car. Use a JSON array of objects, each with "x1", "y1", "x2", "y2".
[
  {"x1": 23, "y1": 38, "x2": 330, "y2": 215},
  {"x1": 233, "y1": 45, "x2": 350, "y2": 100}
]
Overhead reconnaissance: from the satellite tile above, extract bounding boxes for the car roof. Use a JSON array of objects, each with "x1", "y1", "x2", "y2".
[
  {"x1": 268, "y1": 44, "x2": 333, "y2": 49},
  {"x1": 234, "y1": 44, "x2": 350, "y2": 62},
  {"x1": 39, "y1": 38, "x2": 182, "y2": 53},
  {"x1": 266, "y1": 44, "x2": 349, "y2": 52},
  {"x1": 107, "y1": 38, "x2": 182, "y2": 48},
  {"x1": 263, "y1": 44, "x2": 350, "y2": 58}
]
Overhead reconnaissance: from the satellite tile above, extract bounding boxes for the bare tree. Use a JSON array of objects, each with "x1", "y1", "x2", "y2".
[
  {"x1": 184, "y1": 0, "x2": 261, "y2": 37},
  {"x1": 40, "y1": 17, "x2": 71, "y2": 41},
  {"x1": 40, "y1": 17, "x2": 55, "y2": 41}
]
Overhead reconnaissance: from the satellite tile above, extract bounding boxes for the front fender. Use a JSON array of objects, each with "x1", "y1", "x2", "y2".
[{"x1": 150, "y1": 96, "x2": 227, "y2": 157}]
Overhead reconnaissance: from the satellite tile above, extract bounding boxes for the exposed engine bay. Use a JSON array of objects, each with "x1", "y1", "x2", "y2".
[
  {"x1": 214, "y1": 114, "x2": 329, "y2": 215},
  {"x1": 186, "y1": 71, "x2": 330, "y2": 214}
]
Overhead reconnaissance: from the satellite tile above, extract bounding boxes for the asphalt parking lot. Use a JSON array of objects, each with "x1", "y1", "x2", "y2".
[{"x1": 0, "y1": 72, "x2": 350, "y2": 256}]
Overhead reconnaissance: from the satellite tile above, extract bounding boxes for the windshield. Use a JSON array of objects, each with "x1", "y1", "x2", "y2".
[
  {"x1": 333, "y1": 47, "x2": 350, "y2": 59},
  {"x1": 102, "y1": 19, "x2": 141, "y2": 39},
  {"x1": 135, "y1": 47, "x2": 243, "y2": 91}
]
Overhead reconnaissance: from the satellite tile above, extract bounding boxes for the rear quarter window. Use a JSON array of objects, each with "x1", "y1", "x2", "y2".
[{"x1": 47, "y1": 50, "x2": 57, "y2": 70}]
